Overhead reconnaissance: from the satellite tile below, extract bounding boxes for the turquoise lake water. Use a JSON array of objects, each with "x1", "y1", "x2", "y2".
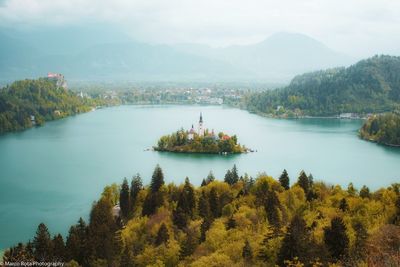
[{"x1": 0, "y1": 105, "x2": 399, "y2": 250}]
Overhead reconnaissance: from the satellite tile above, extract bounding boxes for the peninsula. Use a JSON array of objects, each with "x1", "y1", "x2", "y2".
[{"x1": 154, "y1": 113, "x2": 248, "y2": 154}]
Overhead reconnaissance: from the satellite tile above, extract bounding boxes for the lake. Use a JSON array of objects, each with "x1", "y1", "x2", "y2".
[{"x1": 0, "y1": 105, "x2": 399, "y2": 250}]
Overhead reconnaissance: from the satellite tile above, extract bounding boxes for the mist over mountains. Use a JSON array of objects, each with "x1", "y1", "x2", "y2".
[{"x1": 0, "y1": 26, "x2": 355, "y2": 83}]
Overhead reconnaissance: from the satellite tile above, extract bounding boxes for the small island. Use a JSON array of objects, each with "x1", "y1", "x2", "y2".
[
  {"x1": 154, "y1": 113, "x2": 249, "y2": 154},
  {"x1": 359, "y1": 112, "x2": 400, "y2": 147}
]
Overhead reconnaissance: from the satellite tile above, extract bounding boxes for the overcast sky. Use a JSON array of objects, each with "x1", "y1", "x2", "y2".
[{"x1": 1, "y1": 0, "x2": 400, "y2": 57}]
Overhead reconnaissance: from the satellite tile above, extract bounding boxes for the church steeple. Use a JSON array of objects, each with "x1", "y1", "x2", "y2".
[{"x1": 198, "y1": 112, "x2": 204, "y2": 136}]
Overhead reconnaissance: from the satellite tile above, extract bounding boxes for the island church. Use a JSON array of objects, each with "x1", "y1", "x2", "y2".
[{"x1": 188, "y1": 113, "x2": 216, "y2": 140}]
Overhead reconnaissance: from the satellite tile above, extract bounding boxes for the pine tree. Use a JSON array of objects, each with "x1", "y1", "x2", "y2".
[
  {"x1": 180, "y1": 230, "x2": 198, "y2": 259},
  {"x1": 198, "y1": 191, "x2": 211, "y2": 219},
  {"x1": 120, "y1": 178, "x2": 130, "y2": 218},
  {"x1": 201, "y1": 179, "x2": 207, "y2": 187},
  {"x1": 297, "y1": 171, "x2": 309, "y2": 195},
  {"x1": 339, "y1": 198, "x2": 349, "y2": 212},
  {"x1": 130, "y1": 174, "x2": 142, "y2": 210},
  {"x1": 65, "y1": 218, "x2": 88, "y2": 264},
  {"x1": 277, "y1": 215, "x2": 312, "y2": 266},
  {"x1": 33, "y1": 223, "x2": 52, "y2": 261},
  {"x1": 88, "y1": 197, "x2": 119, "y2": 264},
  {"x1": 155, "y1": 223, "x2": 169, "y2": 246},
  {"x1": 120, "y1": 246, "x2": 134, "y2": 267},
  {"x1": 143, "y1": 165, "x2": 165, "y2": 216},
  {"x1": 352, "y1": 221, "x2": 368, "y2": 261},
  {"x1": 324, "y1": 217, "x2": 349, "y2": 261},
  {"x1": 242, "y1": 239, "x2": 253, "y2": 262},
  {"x1": 265, "y1": 191, "x2": 281, "y2": 228},
  {"x1": 224, "y1": 169, "x2": 233, "y2": 185},
  {"x1": 359, "y1": 185, "x2": 370, "y2": 198},
  {"x1": 150, "y1": 164, "x2": 165, "y2": 192},
  {"x1": 231, "y1": 164, "x2": 239, "y2": 184},
  {"x1": 181, "y1": 177, "x2": 196, "y2": 217},
  {"x1": 226, "y1": 216, "x2": 236, "y2": 230},
  {"x1": 173, "y1": 207, "x2": 188, "y2": 229},
  {"x1": 206, "y1": 171, "x2": 215, "y2": 184},
  {"x1": 279, "y1": 169, "x2": 290, "y2": 190},
  {"x1": 209, "y1": 187, "x2": 221, "y2": 218},
  {"x1": 200, "y1": 218, "x2": 212, "y2": 242},
  {"x1": 52, "y1": 234, "x2": 66, "y2": 261}
]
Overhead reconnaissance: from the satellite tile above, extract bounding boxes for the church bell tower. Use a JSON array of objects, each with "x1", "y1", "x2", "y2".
[{"x1": 198, "y1": 112, "x2": 204, "y2": 136}]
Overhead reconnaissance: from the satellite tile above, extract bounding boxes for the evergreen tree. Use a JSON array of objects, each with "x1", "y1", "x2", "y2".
[
  {"x1": 324, "y1": 217, "x2": 349, "y2": 261},
  {"x1": 130, "y1": 174, "x2": 142, "y2": 210},
  {"x1": 226, "y1": 216, "x2": 236, "y2": 230},
  {"x1": 265, "y1": 191, "x2": 281, "y2": 228},
  {"x1": 155, "y1": 223, "x2": 169, "y2": 246},
  {"x1": 33, "y1": 223, "x2": 53, "y2": 261},
  {"x1": 65, "y1": 218, "x2": 88, "y2": 264},
  {"x1": 359, "y1": 185, "x2": 370, "y2": 198},
  {"x1": 351, "y1": 221, "x2": 368, "y2": 261},
  {"x1": 242, "y1": 239, "x2": 253, "y2": 262},
  {"x1": 277, "y1": 215, "x2": 312, "y2": 266},
  {"x1": 120, "y1": 246, "x2": 134, "y2": 267},
  {"x1": 224, "y1": 169, "x2": 233, "y2": 185},
  {"x1": 198, "y1": 191, "x2": 211, "y2": 219},
  {"x1": 200, "y1": 218, "x2": 212, "y2": 242},
  {"x1": 181, "y1": 177, "x2": 196, "y2": 217},
  {"x1": 52, "y1": 234, "x2": 66, "y2": 261},
  {"x1": 231, "y1": 164, "x2": 239, "y2": 184},
  {"x1": 180, "y1": 230, "x2": 198, "y2": 259},
  {"x1": 209, "y1": 187, "x2": 221, "y2": 218},
  {"x1": 142, "y1": 166, "x2": 166, "y2": 216},
  {"x1": 206, "y1": 171, "x2": 215, "y2": 184},
  {"x1": 88, "y1": 197, "x2": 119, "y2": 264},
  {"x1": 201, "y1": 179, "x2": 207, "y2": 187},
  {"x1": 297, "y1": 171, "x2": 309, "y2": 195},
  {"x1": 279, "y1": 169, "x2": 290, "y2": 190},
  {"x1": 120, "y1": 178, "x2": 130, "y2": 218},
  {"x1": 173, "y1": 207, "x2": 188, "y2": 229},
  {"x1": 339, "y1": 198, "x2": 349, "y2": 212},
  {"x1": 347, "y1": 183, "x2": 357, "y2": 196},
  {"x1": 150, "y1": 165, "x2": 165, "y2": 192}
]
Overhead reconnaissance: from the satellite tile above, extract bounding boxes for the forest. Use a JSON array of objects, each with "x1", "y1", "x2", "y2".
[
  {"x1": 4, "y1": 165, "x2": 400, "y2": 267},
  {"x1": 154, "y1": 129, "x2": 246, "y2": 154},
  {"x1": 243, "y1": 55, "x2": 400, "y2": 117},
  {"x1": 0, "y1": 78, "x2": 101, "y2": 134},
  {"x1": 359, "y1": 112, "x2": 400, "y2": 146}
]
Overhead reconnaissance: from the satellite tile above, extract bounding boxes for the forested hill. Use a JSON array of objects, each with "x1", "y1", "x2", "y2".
[
  {"x1": 360, "y1": 112, "x2": 400, "y2": 146},
  {"x1": 0, "y1": 78, "x2": 97, "y2": 133},
  {"x1": 244, "y1": 55, "x2": 400, "y2": 116},
  {"x1": 4, "y1": 165, "x2": 400, "y2": 266}
]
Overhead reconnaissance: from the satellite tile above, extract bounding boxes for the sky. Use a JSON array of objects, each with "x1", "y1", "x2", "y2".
[{"x1": 1, "y1": 0, "x2": 400, "y2": 57}]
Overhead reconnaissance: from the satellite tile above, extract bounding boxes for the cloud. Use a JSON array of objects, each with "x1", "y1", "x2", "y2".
[{"x1": 0, "y1": 0, "x2": 399, "y2": 57}]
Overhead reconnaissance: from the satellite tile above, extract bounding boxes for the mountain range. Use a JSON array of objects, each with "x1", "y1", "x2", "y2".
[{"x1": 0, "y1": 25, "x2": 355, "y2": 83}]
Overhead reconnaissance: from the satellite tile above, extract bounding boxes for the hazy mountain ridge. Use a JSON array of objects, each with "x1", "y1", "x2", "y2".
[{"x1": 0, "y1": 27, "x2": 354, "y2": 82}]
